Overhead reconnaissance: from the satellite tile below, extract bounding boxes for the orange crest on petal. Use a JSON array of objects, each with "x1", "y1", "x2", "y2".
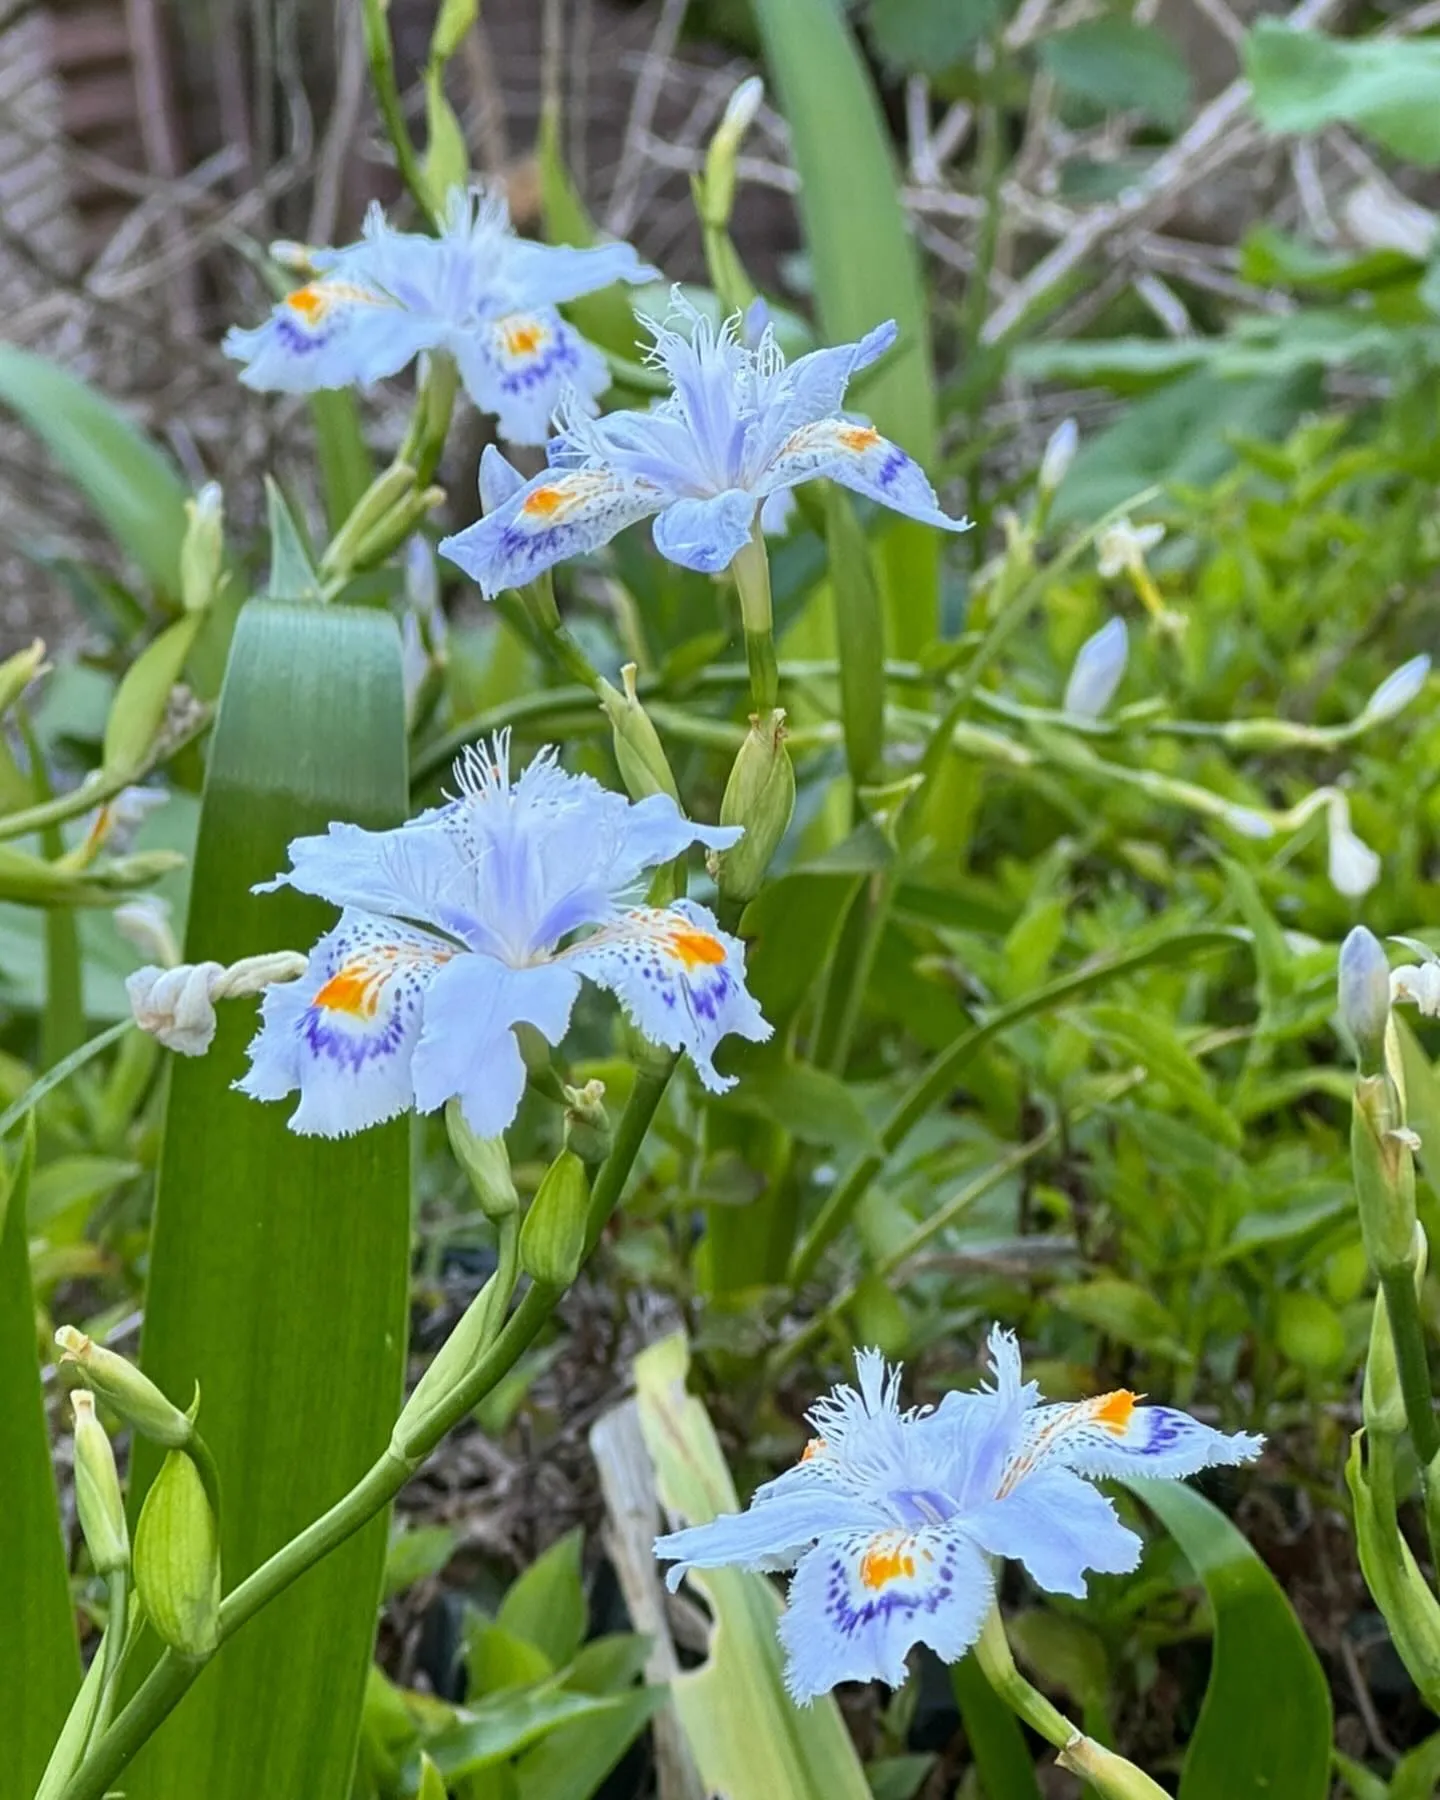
[
  {"x1": 860, "y1": 1536, "x2": 916, "y2": 1590},
  {"x1": 668, "y1": 927, "x2": 725, "y2": 969}
]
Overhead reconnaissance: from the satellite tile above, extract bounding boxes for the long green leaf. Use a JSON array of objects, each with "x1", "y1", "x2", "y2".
[
  {"x1": 127, "y1": 602, "x2": 411, "y2": 1800},
  {"x1": 951, "y1": 1656, "x2": 1044, "y2": 1800},
  {"x1": 1128, "y1": 1479, "x2": 1332, "y2": 1800},
  {"x1": 751, "y1": 0, "x2": 941, "y2": 655},
  {"x1": 0, "y1": 345, "x2": 188, "y2": 597},
  {"x1": 0, "y1": 1120, "x2": 82, "y2": 1800}
]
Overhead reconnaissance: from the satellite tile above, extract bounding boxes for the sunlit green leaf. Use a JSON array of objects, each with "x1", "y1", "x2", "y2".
[{"x1": 1245, "y1": 24, "x2": 1440, "y2": 165}]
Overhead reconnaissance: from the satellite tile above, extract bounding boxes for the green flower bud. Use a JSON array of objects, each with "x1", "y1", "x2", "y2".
[
  {"x1": 134, "y1": 1449, "x2": 221, "y2": 1658},
  {"x1": 1347, "y1": 1431, "x2": 1440, "y2": 1711},
  {"x1": 179, "y1": 483, "x2": 226, "y2": 615},
  {"x1": 0, "y1": 638, "x2": 48, "y2": 719},
  {"x1": 71, "y1": 1391, "x2": 129, "y2": 1577},
  {"x1": 563, "y1": 1079, "x2": 612, "y2": 1166},
  {"x1": 1353, "y1": 1072, "x2": 1418, "y2": 1275},
  {"x1": 56, "y1": 1328, "x2": 193, "y2": 1448},
  {"x1": 598, "y1": 663, "x2": 678, "y2": 803},
  {"x1": 346, "y1": 484, "x2": 446, "y2": 577},
  {"x1": 715, "y1": 709, "x2": 794, "y2": 903},
  {"x1": 518, "y1": 1148, "x2": 590, "y2": 1289},
  {"x1": 102, "y1": 612, "x2": 204, "y2": 781},
  {"x1": 445, "y1": 1100, "x2": 519, "y2": 1221},
  {"x1": 1339, "y1": 925, "x2": 1392, "y2": 1074},
  {"x1": 701, "y1": 76, "x2": 764, "y2": 226}
]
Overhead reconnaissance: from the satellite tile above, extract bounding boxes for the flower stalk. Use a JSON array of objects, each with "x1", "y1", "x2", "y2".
[
  {"x1": 55, "y1": 1063, "x2": 674, "y2": 1800},
  {"x1": 730, "y1": 524, "x2": 779, "y2": 715}
]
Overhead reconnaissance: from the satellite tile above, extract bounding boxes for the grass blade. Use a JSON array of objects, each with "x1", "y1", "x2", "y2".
[
  {"x1": 1127, "y1": 1478, "x2": 1332, "y2": 1800},
  {"x1": 751, "y1": 0, "x2": 940, "y2": 654},
  {"x1": 0, "y1": 1120, "x2": 82, "y2": 1800},
  {"x1": 0, "y1": 346, "x2": 188, "y2": 598},
  {"x1": 127, "y1": 601, "x2": 411, "y2": 1800}
]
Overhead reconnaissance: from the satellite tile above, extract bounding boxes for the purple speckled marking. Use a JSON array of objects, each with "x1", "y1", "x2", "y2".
[
  {"x1": 275, "y1": 314, "x2": 335, "y2": 355},
  {"x1": 823, "y1": 1551, "x2": 955, "y2": 1637},
  {"x1": 875, "y1": 447, "x2": 910, "y2": 488},
  {"x1": 300, "y1": 1002, "x2": 408, "y2": 1072}
]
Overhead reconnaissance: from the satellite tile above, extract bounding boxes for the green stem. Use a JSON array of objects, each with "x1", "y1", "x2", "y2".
[
  {"x1": 788, "y1": 926, "x2": 1243, "y2": 1285},
  {"x1": 87, "y1": 1571, "x2": 128, "y2": 1748},
  {"x1": 1379, "y1": 1263, "x2": 1440, "y2": 1469},
  {"x1": 360, "y1": 0, "x2": 432, "y2": 223},
  {"x1": 57, "y1": 1067, "x2": 673, "y2": 1800},
  {"x1": 731, "y1": 528, "x2": 779, "y2": 714},
  {"x1": 972, "y1": 1604, "x2": 1072, "y2": 1748}
]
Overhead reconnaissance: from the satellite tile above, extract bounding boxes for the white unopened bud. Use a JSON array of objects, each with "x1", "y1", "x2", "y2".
[
  {"x1": 1338, "y1": 925, "x2": 1391, "y2": 1070},
  {"x1": 1391, "y1": 944, "x2": 1440, "y2": 1018},
  {"x1": 1327, "y1": 793, "x2": 1382, "y2": 898},
  {"x1": 1359, "y1": 654, "x2": 1430, "y2": 726},
  {"x1": 720, "y1": 75, "x2": 765, "y2": 141},
  {"x1": 126, "y1": 951, "x2": 307, "y2": 1056},
  {"x1": 1038, "y1": 418, "x2": 1078, "y2": 496},
  {"x1": 1062, "y1": 617, "x2": 1128, "y2": 719}
]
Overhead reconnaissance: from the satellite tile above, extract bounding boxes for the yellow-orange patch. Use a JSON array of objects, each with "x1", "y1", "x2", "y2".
[
  {"x1": 313, "y1": 962, "x2": 380, "y2": 1018},
  {"x1": 503, "y1": 320, "x2": 546, "y2": 356},
  {"x1": 860, "y1": 1540, "x2": 916, "y2": 1590},
  {"x1": 800, "y1": 1437, "x2": 828, "y2": 1463},
  {"x1": 1093, "y1": 1389, "x2": 1138, "y2": 1433},
  {"x1": 668, "y1": 928, "x2": 726, "y2": 969},
  {"x1": 522, "y1": 485, "x2": 568, "y2": 518},
  {"x1": 837, "y1": 424, "x2": 881, "y2": 453},
  {"x1": 286, "y1": 284, "x2": 329, "y2": 321}
]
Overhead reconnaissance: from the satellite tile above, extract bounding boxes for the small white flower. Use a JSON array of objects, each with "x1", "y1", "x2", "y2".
[
  {"x1": 1096, "y1": 517, "x2": 1164, "y2": 580},
  {"x1": 127, "y1": 952, "x2": 308, "y2": 1057},
  {"x1": 1391, "y1": 938, "x2": 1440, "y2": 1017},
  {"x1": 1358, "y1": 654, "x2": 1430, "y2": 727},
  {"x1": 1038, "y1": 418, "x2": 1078, "y2": 497},
  {"x1": 1327, "y1": 792, "x2": 1381, "y2": 898},
  {"x1": 1062, "y1": 617, "x2": 1128, "y2": 720}
]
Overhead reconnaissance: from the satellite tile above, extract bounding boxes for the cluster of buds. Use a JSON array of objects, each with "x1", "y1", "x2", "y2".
[{"x1": 56, "y1": 1329, "x2": 222, "y2": 1659}]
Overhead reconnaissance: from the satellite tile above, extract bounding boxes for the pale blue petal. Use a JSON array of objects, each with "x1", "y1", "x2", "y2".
[
  {"x1": 760, "y1": 488, "x2": 797, "y2": 537},
  {"x1": 961, "y1": 1468, "x2": 1141, "y2": 1598},
  {"x1": 654, "y1": 1489, "x2": 885, "y2": 1588},
  {"x1": 778, "y1": 1526, "x2": 993, "y2": 1703},
  {"x1": 652, "y1": 489, "x2": 757, "y2": 573},
  {"x1": 440, "y1": 467, "x2": 663, "y2": 600},
  {"x1": 1013, "y1": 1397, "x2": 1265, "y2": 1483},
  {"x1": 409, "y1": 954, "x2": 580, "y2": 1136},
  {"x1": 611, "y1": 792, "x2": 741, "y2": 884},
  {"x1": 773, "y1": 321, "x2": 897, "y2": 431},
  {"x1": 454, "y1": 310, "x2": 610, "y2": 447},
  {"x1": 562, "y1": 899, "x2": 771, "y2": 1091},
  {"x1": 479, "y1": 444, "x2": 526, "y2": 514},
  {"x1": 223, "y1": 281, "x2": 439, "y2": 393},
  {"x1": 503, "y1": 237, "x2": 659, "y2": 308},
  {"x1": 760, "y1": 419, "x2": 969, "y2": 533},
  {"x1": 256, "y1": 819, "x2": 495, "y2": 954},
  {"x1": 235, "y1": 909, "x2": 453, "y2": 1136}
]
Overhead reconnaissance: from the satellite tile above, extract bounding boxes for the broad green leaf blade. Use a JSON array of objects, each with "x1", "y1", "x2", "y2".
[
  {"x1": 0, "y1": 345, "x2": 188, "y2": 596},
  {"x1": 751, "y1": 0, "x2": 941, "y2": 655},
  {"x1": 0, "y1": 1121, "x2": 81, "y2": 1800},
  {"x1": 1244, "y1": 24, "x2": 1440, "y2": 165},
  {"x1": 1128, "y1": 1479, "x2": 1332, "y2": 1800},
  {"x1": 128, "y1": 601, "x2": 411, "y2": 1800},
  {"x1": 511, "y1": 1687, "x2": 664, "y2": 1800},
  {"x1": 1038, "y1": 19, "x2": 1192, "y2": 130},
  {"x1": 950, "y1": 1655, "x2": 1044, "y2": 1800},
  {"x1": 497, "y1": 1527, "x2": 587, "y2": 1667},
  {"x1": 634, "y1": 1333, "x2": 872, "y2": 1800},
  {"x1": 424, "y1": 1690, "x2": 618, "y2": 1779}
]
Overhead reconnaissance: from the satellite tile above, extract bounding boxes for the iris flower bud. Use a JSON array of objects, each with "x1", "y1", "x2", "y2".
[
  {"x1": 598, "y1": 663, "x2": 678, "y2": 803},
  {"x1": 134, "y1": 1449, "x2": 222, "y2": 1657},
  {"x1": 180, "y1": 483, "x2": 226, "y2": 615},
  {"x1": 518, "y1": 1147, "x2": 590, "y2": 1289},
  {"x1": 1062, "y1": 618, "x2": 1128, "y2": 720},
  {"x1": 71, "y1": 1392, "x2": 129, "y2": 1577},
  {"x1": 56, "y1": 1327, "x2": 193, "y2": 1449},
  {"x1": 1038, "y1": 418, "x2": 1078, "y2": 497},
  {"x1": 716, "y1": 709, "x2": 794, "y2": 903},
  {"x1": 445, "y1": 1100, "x2": 519, "y2": 1221},
  {"x1": 1338, "y1": 925, "x2": 1392, "y2": 1075}
]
